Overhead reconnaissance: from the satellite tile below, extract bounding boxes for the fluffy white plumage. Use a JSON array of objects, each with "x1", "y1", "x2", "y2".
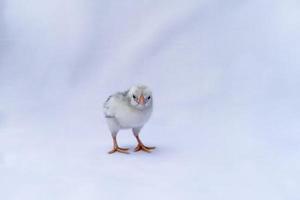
[{"x1": 103, "y1": 85, "x2": 154, "y2": 153}]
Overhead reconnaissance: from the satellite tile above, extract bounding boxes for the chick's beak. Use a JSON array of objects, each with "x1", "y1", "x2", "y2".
[{"x1": 138, "y1": 95, "x2": 145, "y2": 105}]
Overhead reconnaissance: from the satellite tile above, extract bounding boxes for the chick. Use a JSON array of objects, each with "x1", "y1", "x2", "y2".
[{"x1": 103, "y1": 85, "x2": 155, "y2": 154}]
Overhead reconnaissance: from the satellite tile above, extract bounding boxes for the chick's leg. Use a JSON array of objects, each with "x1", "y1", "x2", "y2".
[
  {"x1": 108, "y1": 135, "x2": 129, "y2": 154},
  {"x1": 134, "y1": 134, "x2": 155, "y2": 153}
]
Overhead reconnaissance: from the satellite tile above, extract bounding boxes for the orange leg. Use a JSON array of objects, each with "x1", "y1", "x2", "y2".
[
  {"x1": 108, "y1": 136, "x2": 129, "y2": 154},
  {"x1": 134, "y1": 135, "x2": 155, "y2": 153}
]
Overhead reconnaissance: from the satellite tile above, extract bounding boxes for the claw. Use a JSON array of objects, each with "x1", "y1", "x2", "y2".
[{"x1": 144, "y1": 145, "x2": 155, "y2": 150}]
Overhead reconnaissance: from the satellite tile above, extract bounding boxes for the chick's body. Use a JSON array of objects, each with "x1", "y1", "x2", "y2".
[{"x1": 104, "y1": 92, "x2": 152, "y2": 129}]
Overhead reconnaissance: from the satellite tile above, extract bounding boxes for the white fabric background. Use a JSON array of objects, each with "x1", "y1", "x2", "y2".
[{"x1": 0, "y1": 0, "x2": 299, "y2": 199}]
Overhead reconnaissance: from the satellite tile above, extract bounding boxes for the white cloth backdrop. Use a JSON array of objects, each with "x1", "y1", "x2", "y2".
[{"x1": 0, "y1": 0, "x2": 299, "y2": 199}]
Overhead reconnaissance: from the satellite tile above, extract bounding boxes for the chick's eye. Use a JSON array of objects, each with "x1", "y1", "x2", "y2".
[
  {"x1": 132, "y1": 95, "x2": 137, "y2": 99},
  {"x1": 147, "y1": 96, "x2": 151, "y2": 100}
]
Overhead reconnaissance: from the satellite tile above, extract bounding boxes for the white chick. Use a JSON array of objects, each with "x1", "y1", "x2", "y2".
[{"x1": 103, "y1": 85, "x2": 155, "y2": 154}]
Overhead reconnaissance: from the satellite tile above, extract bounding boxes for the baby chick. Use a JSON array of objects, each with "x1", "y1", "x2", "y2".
[{"x1": 103, "y1": 85, "x2": 155, "y2": 154}]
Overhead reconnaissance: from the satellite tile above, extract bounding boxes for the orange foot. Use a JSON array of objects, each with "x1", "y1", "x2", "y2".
[
  {"x1": 134, "y1": 144, "x2": 155, "y2": 153},
  {"x1": 108, "y1": 146, "x2": 129, "y2": 154}
]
